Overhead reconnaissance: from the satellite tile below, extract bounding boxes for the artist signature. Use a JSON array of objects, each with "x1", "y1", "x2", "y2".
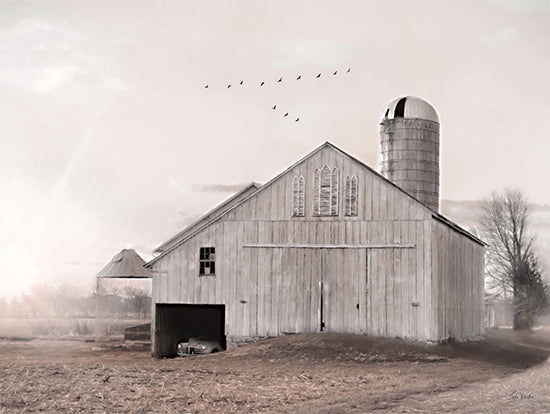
[{"x1": 508, "y1": 390, "x2": 535, "y2": 400}]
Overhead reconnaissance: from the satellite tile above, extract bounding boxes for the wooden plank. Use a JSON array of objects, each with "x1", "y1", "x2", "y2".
[
  {"x1": 250, "y1": 222, "x2": 259, "y2": 336},
  {"x1": 359, "y1": 248, "x2": 368, "y2": 334},
  {"x1": 379, "y1": 222, "x2": 388, "y2": 336},
  {"x1": 271, "y1": 246, "x2": 282, "y2": 336},
  {"x1": 238, "y1": 221, "x2": 250, "y2": 336},
  {"x1": 242, "y1": 243, "x2": 416, "y2": 249},
  {"x1": 256, "y1": 221, "x2": 268, "y2": 336},
  {"x1": 312, "y1": 248, "x2": 321, "y2": 331},
  {"x1": 372, "y1": 179, "x2": 380, "y2": 220},
  {"x1": 296, "y1": 248, "x2": 306, "y2": 332}
]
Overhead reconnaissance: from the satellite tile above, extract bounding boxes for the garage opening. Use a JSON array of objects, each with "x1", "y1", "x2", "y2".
[{"x1": 154, "y1": 304, "x2": 226, "y2": 357}]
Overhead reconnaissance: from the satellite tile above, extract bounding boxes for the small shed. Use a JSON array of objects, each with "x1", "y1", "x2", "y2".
[{"x1": 95, "y1": 249, "x2": 152, "y2": 341}]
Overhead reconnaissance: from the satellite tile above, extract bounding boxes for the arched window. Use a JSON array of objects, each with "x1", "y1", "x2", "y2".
[
  {"x1": 331, "y1": 167, "x2": 339, "y2": 215},
  {"x1": 313, "y1": 165, "x2": 339, "y2": 216},
  {"x1": 292, "y1": 175, "x2": 305, "y2": 217},
  {"x1": 313, "y1": 168, "x2": 320, "y2": 216},
  {"x1": 345, "y1": 175, "x2": 358, "y2": 216}
]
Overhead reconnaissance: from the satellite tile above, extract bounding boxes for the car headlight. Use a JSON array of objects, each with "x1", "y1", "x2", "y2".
[{"x1": 201, "y1": 345, "x2": 207, "y2": 350}]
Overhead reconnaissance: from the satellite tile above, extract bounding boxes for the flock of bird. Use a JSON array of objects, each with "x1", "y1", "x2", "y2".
[{"x1": 204, "y1": 68, "x2": 352, "y2": 123}]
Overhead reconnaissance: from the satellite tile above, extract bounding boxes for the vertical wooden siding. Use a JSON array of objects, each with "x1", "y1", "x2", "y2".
[{"x1": 431, "y1": 220, "x2": 485, "y2": 341}]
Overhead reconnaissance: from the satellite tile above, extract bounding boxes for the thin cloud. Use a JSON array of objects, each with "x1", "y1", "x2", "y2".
[
  {"x1": 49, "y1": 102, "x2": 109, "y2": 201},
  {"x1": 274, "y1": 38, "x2": 358, "y2": 68},
  {"x1": 0, "y1": 18, "x2": 128, "y2": 94},
  {"x1": 102, "y1": 76, "x2": 130, "y2": 91},
  {"x1": 484, "y1": 0, "x2": 549, "y2": 13},
  {"x1": 194, "y1": 183, "x2": 252, "y2": 193},
  {"x1": 482, "y1": 27, "x2": 517, "y2": 46},
  {"x1": 34, "y1": 65, "x2": 81, "y2": 93}
]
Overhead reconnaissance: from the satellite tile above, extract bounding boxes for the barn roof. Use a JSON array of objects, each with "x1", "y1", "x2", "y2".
[
  {"x1": 153, "y1": 182, "x2": 261, "y2": 254},
  {"x1": 97, "y1": 249, "x2": 152, "y2": 278},
  {"x1": 146, "y1": 142, "x2": 483, "y2": 267}
]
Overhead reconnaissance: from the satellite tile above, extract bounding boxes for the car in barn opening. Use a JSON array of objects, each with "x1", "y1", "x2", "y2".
[{"x1": 177, "y1": 337, "x2": 223, "y2": 356}]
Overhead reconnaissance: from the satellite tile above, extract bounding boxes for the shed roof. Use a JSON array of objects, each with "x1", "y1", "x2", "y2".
[{"x1": 97, "y1": 249, "x2": 152, "y2": 278}]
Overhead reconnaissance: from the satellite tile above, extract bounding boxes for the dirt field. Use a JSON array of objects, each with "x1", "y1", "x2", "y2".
[{"x1": 1, "y1": 329, "x2": 549, "y2": 413}]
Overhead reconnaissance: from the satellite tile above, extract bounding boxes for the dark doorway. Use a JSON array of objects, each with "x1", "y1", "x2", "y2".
[
  {"x1": 154, "y1": 304, "x2": 225, "y2": 357},
  {"x1": 394, "y1": 97, "x2": 406, "y2": 117}
]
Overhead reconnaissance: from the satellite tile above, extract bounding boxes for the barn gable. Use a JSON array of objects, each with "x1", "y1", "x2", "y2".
[{"x1": 148, "y1": 142, "x2": 447, "y2": 265}]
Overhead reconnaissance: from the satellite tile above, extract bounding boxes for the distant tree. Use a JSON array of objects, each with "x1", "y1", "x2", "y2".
[
  {"x1": 479, "y1": 188, "x2": 549, "y2": 329},
  {"x1": 0, "y1": 297, "x2": 7, "y2": 317},
  {"x1": 124, "y1": 287, "x2": 151, "y2": 318}
]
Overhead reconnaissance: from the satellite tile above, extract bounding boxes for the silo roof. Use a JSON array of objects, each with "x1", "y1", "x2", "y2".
[
  {"x1": 383, "y1": 96, "x2": 439, "y2": 123},
  {"x1": 97, "y1": 249, "x2": 152, "y2": 278}
]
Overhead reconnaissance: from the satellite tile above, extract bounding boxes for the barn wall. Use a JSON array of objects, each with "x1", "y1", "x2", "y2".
[
  {"x1": 366, "y1": 220, "x2": 433, "y2": 341},
  {"x1": 151, "y1": 145, "x2": 445, "y2": 346},
  {"x1": 431, "y1": 220, "x2": 485, "y2": 341}
]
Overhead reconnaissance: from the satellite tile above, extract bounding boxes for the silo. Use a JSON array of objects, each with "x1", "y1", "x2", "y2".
[{"x1": 379, "y1": 96, "x2": 440, "y2": 212}]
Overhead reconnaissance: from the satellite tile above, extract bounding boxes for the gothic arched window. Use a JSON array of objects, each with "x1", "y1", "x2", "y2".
[
  {"x1": 313, "y1": 164, "x2": 339, "y2": 216},
  {"x1": 345, "y1": 175, "x2": 358, "y2": 216},
  {"x1": 292, "y1": 175, "x2": 305, "y2": 217}
]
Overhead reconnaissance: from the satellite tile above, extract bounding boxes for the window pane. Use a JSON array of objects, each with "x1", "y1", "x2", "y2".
[{"x1": 199, "y1": 247, "x2": 215, "y2": 275}]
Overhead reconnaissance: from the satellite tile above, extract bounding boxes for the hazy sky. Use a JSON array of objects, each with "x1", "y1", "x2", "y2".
[{"x1": 1, "y1": 0, "x2": 549, "y2": 297}]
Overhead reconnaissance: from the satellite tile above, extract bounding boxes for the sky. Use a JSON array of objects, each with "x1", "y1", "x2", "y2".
[{"x1": 1, "y1": 0, "x2": 549, "y2": 298}]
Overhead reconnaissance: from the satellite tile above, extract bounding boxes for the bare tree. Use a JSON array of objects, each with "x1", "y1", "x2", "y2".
[
  {"x1": 480, "y1": 188, "x2": 549, "y2": 329},
  {"x1": 123, "y1": 287, "x2": 151, "y2": 318}
]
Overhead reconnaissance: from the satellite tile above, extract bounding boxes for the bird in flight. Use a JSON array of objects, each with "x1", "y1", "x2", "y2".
[
  {"x1": 272, "y1": 105, "x2": 277, "y2": 110},
  {"x1": 284, "y1": 112, "x2": 288, "y2": 117},
  {"x1": 297, "y1": 75, "x2": 301, "y2": 80},
  {"x1": 260, "y1": 81, "x2": 265, "y2": 86},
  {"x1": 295, "y1": 118, "x2": 300, "y2": 122},
  {"x1": 240, "y1": 80, "x2": 244, "y2": 85},
  {"x1": 227, "y1": 84, "x2": 231, "y2": 89},
  {"x1": 346, "y1": 68, "x2": 351, "y2": 73},
  {"x1": 333, "y1": 71, "x2": 338, "y2": 75},
  {"x1": 277, "y1": 77, "x2": 282, "y2": 82},
  {"x1": 316, "y1": 73, "x2": 321, "y2": 78},
  {"x1": 204, "y1": 84, "x2": 209, "y2": 88}
]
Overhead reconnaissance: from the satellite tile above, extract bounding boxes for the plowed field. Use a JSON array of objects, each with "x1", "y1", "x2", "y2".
[{"x1": 1, "y1": 329, "x2": 549, "y2": 413}]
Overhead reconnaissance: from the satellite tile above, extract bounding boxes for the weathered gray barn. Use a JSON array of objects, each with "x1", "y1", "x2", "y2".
[{"x1": 147, "y1": 97, "x2": 485, "y2": 357}]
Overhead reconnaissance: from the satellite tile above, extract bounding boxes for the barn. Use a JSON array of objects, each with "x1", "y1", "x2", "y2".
[{"x1": 146, "y1": 97, "x2": 485, "y2": 357}]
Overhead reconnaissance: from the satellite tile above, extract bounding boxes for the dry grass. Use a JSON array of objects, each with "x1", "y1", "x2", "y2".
[{"x1": 0, "y1": 329, "x2": 549, "y2": 413}]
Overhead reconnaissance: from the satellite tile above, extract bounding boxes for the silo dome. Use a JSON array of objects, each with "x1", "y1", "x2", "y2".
[
  {"x1": 379, "y1": 96, "x2": 440, "y2": 212},
  {"x1": 383, "y1": 96, "x2": 439, "y2": 123}
]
